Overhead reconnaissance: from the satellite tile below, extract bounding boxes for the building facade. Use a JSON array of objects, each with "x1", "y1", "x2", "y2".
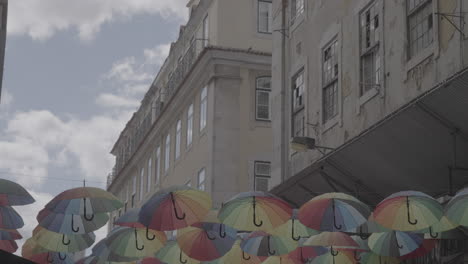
[
  {"x1": 270, "y1": 0, "x2": 468, "y2": 262},
  {"x1": 107, "y1": 0, "x2": 274, "y2": 229},
  {"x1": 0, "y1": 0, "x2": 7, "y2": 103}
]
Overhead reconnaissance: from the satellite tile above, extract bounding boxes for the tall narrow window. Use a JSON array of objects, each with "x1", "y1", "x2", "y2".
[
  {"x1": 0, "y1": 5, "x2": 4, "y2": 31},
  {"x1": 131, "y1": 176, "x2": 136, "y2": 207},
  {"x1": 200, "y1": 87, "x2": 208, "y2": 131},
  {"x1": 256, "y1": 77, "x2": 272, "y2": 120},
  {"x1": 155, "y1": 146, "x2": 161, "y2": 184},
  {"x1": 254, "y1": 161, "x2": 271, "y2": 192},
  {"x1": 139, "y1": 167, "x2": 145, "y2": 200},
  {"x1": 292, "y1": 70, "x2": 305, "y2": 136},
  {"x1": 258, "y1": 1, "x2": 272, "y2": 33},
  {"x1": 407, "y1": 0, "x2": 433, "y2": 58},
  {"x1": 198, "y1": 168, "x2": 206, "y2": 191},
  {"x1": 203, "y1": 15, "x2": 209, "y2": 47},
  {"x1": 164, "y1": 134, "x2": 171, "y2": 173},
  {"x1": 291, "y1": 0, "x2": 305, "y2": 23},
  {"x1": 147, "y1": 158, "x2": 152, "y2": 193},
  {"x1": 322, "y1": 39, "x2": 339, "y2": 123},
  {"x1": 360, "y1": 2, "x2": 381, "y2": 95},
  {"x1": 175, "y1": 120, "x2": 182, "y2": 159},
  {"x1": 124, "y1": 184, "x2": 128, "y2": 212},
  {"x1": 187, "y1": 104, "x2": 194, "y2": 147}
]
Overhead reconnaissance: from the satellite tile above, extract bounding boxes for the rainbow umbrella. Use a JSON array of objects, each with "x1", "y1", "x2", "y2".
[
  {"x1": 367, "y1": 231, "x2": 423, "y2": 257},
  {"x1": 373, "y1": 191, "x2": 443, "y2": 231},
  {"x1": 177, "y1": 222, "x2": 237, "y2": 261},
  {"x1": 22, "y1": 238, "x2": 47, "y2": 259},
  {"x1": 37, "y1": 208, "x2": 109, "y2": 234},
  {"x1": 287, "y1": 245, "x2": 328, "y2": 263},
  {"x1": 202, "y1": 239, "x2": 264, "y2": 264},
  {"x1": 346, "y1": 236, "x2": 369, "y2": 262},
  {"x1": 303, "y1": 232, "x2": 359, "y2": 263},
  {"x1": 28, "y1": 252, "x2": 74, "y2": 264},
  {"x1": 76, "y1": 256, "x2": 136, "y2": 264},
  {"x1": 298, "y1": 193, "x2": 370, "y2": 232},
  {"x1": 91, "y1": 238, "x2": 138, "y2": 263},
  {"x1": 45, "y1": 187, "x2": 123, "y2": 219},
  {"x1": 445, "y1": 187, "x2": 468, "y2": 227},
  {"x1": 0, "y1": 178, "x2": 35, "y2": 206},
  {"x1": 240, "y1": 231, "x2": 298, "y2": 257},
  {"x1": 105, "y1": 226, "x2": 166, "y2": 259},
  {"x1": 218, "y1": 192, "x2": 292, "y2": 231},
  {"x1": 415, "y1": 216, "x2": 459, "y2": 239},
  {"x1": 270, "y1": 209, "x2": 318, "y2": 241},
  {"x1": 0, "y1": 228, "x2": 22, "y2": 240},
  {"x1": 155, "y1": 240, "x2": 200, "y2": 264},
  {"x1": 351, "y1": 213, "x2": 390, "y2": 239},
  {"x1": 115, "y1": 208, "x2": 145, "y2": 228},
  {"x1": 32, "y1": 226, "x2": 95, "y2": 253},
  {"x1": 399, "y1": 239, "x2": 437, "y2": 260},
  {"x1": 0, "y1": 205, "x2": 24, "y2": 229},
  {"x1": 139, "y1": 186, "x2": 212, "y2": 231},
  {"x1": 310, "y1": 251, "x2": 355, "y2": 264},
  {"x1": 0, "y1": 239, "x2": 18, "y2": 253},
  {"x1": 360, "y1": 253, "x2": 400, "y2": 264},
  {"x1": 262, "y1": 255, "x2": 302, "y2": 264}
]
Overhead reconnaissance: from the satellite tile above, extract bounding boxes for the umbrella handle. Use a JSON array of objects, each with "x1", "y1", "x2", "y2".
[
  {"x1": 134, "y1": 228, "x2": 145, "y2": 251},
  {"x1": 252, "y1": 197, "x2": 263, "y2": 227},
  {"x1": 396, "y1": 238, "x2": 404, "y2": 249},
  {"x1": 242, "y1": 251, "x2": 251, "y2": 260},
  {"x1": 267, "y1": 236, "x2": 276, "y2": 255},
  {"x1": 170, "y1": 193, "x2": 186, "y2": 220},
  {"x1": 58, "y1": 253, "x2": 66, "y2": 261},
  {"x1": 300, "y1": 247, "x2": 307, "y2": 262},
  {"x1": 359, "y1": 226, "x2": 369, "y2": 240},
  {"x1": 83, "y1": 198, "x2": 95, "y2": 221},
  {"x1": 353, "y1": 250, "x2": 361, "y2": 261},
  {"x1": 291, "y1": 219, "x2": 301, "y2": 241},
  {"x1": 62, "y1": 234, "x2": 71, "y2": 245},
  {"x1": 429, "y1": 227, "x2": 439, "y2": 239},
  {"x1": 146, "y1": 227, "x2": 156, "y2": 240},
  {"x1": 71, "y1": 214, "x2": 80, "y2": 233},
  {"x1": 219, "y1": 224, "x2": 226, "y2": 238},
  {"x1": 206, "y1": 230, "x2": 216, "y2": 240},
  {"x1": 47, "y1": 252, "x2": 54, "y2": 263},
  {"x1": 406, "y1": 196, "x2": 418, "y2": 225},
  {"x1": 332, "y1": 200, "x2": 342, "y2": 230},
  {"x1": 330, "y1": 246, "x2": 339, "y2": 256},
  {"x1": 180, "y1": 249, "x2": 188, "y2": 264}
]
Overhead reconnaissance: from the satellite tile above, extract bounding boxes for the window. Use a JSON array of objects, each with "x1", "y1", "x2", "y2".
[
  {"x1": 124, "y1": 185, "x2": 129, "y2": 212},
  {"x1": 291, "y1": 0, "x2": 305, "y2": 23},
  {"x1": 203, "y1": 15, "x2": 209, "y2": 47},
  {"x1": 200, "y1": 87, "x2": 208, "y2": 131},
  {"x1": 407, "y1": 0, "x2": 433, "y2": 58},
  {"x1": 197, "y1": 168, "x2": 206, "y2": 191},
  {"x1": 187, "y1": 104, "x2": 194, "y2": 147},
  {"x1": 155, "y1": 147, "x2": 161, "y2": 184},
  {"x1": 360, "y1": 1, "x2": 381, "y2": 95},
  {"x1": 0, "y1": 5, "x2": 4, "y2": 31},
  {"x1": 131, "y1": 176, "x2": 136, "y2": 207},
  {"x1": 175, "y1": 120, "x2": 182, "y2": 159},
  {"x1": 322, "y1": 39, "x2": 339, "y2": 123},
  {"x1": 147, "y1": 158, "x2": 152, "y2": 193},
  {"x1": 164, "y1": 134, "x2": 171, "y2": 173},
  {"x1": 139, "y1": 167, "x2": 145, "y2": 200},
  {"x1": 256, "y1": 77, "x2": 272, "y2": 120},
  {"x1": 254, "y1": 161, "x2": 271, "y2": 192},
  {"x1": 258, "y1": 1, "x2": 272, "y2": 33},
  {"x1": 185, "y1": 180, "x2": 192, "y2": 187},
  {"x1": 292, "y1": 70, "x2": 305, "y2": 136}
]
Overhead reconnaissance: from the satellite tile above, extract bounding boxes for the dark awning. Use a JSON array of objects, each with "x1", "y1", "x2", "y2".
[{"x1": 272, "y1": 68, "x2": 468, "y2": 207}]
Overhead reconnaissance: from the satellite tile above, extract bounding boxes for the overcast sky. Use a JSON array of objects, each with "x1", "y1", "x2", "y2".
[{"x1": 0, "y1": 0, "x2": 188, "y2": 255}]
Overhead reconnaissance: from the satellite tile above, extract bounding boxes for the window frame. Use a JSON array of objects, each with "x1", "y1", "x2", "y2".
[
  {"x1": 321, "y1": 38, "x2": 340, "y2": 125},
  {"x1": 175, "y1": 120, "x2": 182, "y2": 160},
  {"x1": 406, "y1": 0, "x2": 434, "y2": 60},
  {"x1": 257, "y1": 0, "x2": 273, "y2": 34},
  {"x1": 197, "y1": 168, "x2": 206, "y2": 191},
  {"x1": 290, "y1": 0, "x2": 305, "y2": 25},
  {"x1": 291, "y1": 69, "x2": 305, "y2": 137},
  {"x1": 155, "y1": 146, "x2": 161, "y2": 185},
  {"x1": 147, "y1": 157, "x2": 152, "y2": 193},
  {"x1": 200, "y1": 87, "x2": 208, "y2": 132},
  {"x1": 187, "y1": 104, "x2": 194, "y2": 147},
  {"x1": 139, "y1": 167, "x2": 145, "y2": 201},
  {"x1": 131, "y1": 176, "x2": 136, "y2": 207},
  {"x1": 255, "y1": 76, "x2": 272, "y2": 121},
  {"x1": 164, "y1": 134, "x2": 171, "y2": 174},
  {"x1": 254, "y1": 161, "x2": 271, "y2": 192}
]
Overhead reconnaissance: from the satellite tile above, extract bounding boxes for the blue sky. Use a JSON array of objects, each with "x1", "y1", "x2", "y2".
[{"x1": 0, "y1": 0, "x2": 187, "y2": 254}]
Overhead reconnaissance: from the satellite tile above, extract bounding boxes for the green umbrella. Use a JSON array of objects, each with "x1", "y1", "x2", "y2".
[
  {"x1": 445, "y1": 187, "x2": 468, "y2": 227},
  {"x1": 32, "y1": 226, "x2": 95, "y2": 253},
  {"x1": 0, "y1": 178, "x2": 35, "y2": 206},
  {"x1": 156, "y1": 240, "x2": 200, "y2": 264},
  {"x1": 240, "y1": 231, "x2": 298, "y2": 257}
]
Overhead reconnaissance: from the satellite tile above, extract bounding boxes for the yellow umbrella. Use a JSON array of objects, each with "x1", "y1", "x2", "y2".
[{"x1": 270, "y1": 209, "x2": 318, "y2": 241}]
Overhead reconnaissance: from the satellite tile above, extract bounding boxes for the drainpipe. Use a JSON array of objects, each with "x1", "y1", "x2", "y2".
[{"x1": 280, "y1": 0, "x2": 288, "y2": 183}]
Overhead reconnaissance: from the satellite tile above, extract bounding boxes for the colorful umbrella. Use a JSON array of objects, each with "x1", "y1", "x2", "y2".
[
  {"x1": 262, "y1": 256, "x2": 302, "y2": 264},
  {"x1": 0, "y1": 228, "x2": 22, "y2": 240},
  {"x1": 303, "y1": 232, "x2": 359, "y2": 263},
  {"x1": 399, "y1": 239, "x2": 437, "y2": 260},
  {"x1": 218, "y1": 192, "x2": 292, "y2": 231},
  {"x1": 416, "y1": 216, "x2": 459, "y2": 239},
  {"x1": 298, "y1": 193, "x2": 370, "y2": 232},
  {"x1": 287, "y1": 246, "x2": 328, "y2": 263},
  {"x1": 445, "y1": 187, "x2": 468, "y2": 227},
  {"x1": 240, "y1": 231, "x2": 298, "y2": 257},
  {"x1": 373, "y1": 191, "x2": 443, "y2": 231},
  {"x1": 0, "y1": 205, "x2": 24, "y2": 229},
  {"x1": 155, "y1": 240, "x2": 200, "y2": 264},
  {"x1": 0, "y1": 178, "x2": 35, "y2": 206},
  {"x1": 115, "y1": 208, "x2": 145, "y2": 228},
  {"x1": 310, "y1": 251, "x2": 355, "y2": 264},
  {"x1": 177, "y1": 222, "x2": 237, "y2": 261},
  {"x1": 202, "y1": 239, "x2": 263, "y2": 264},
  {"x1": 32, "y1": 226, "x2": 96, "y2": 253},
  {"x1": 138, "y1": 257, "x2": 166, "y2": 264},
  {"x1": 139, "y1": 186, "x2": 212, "y2": 231},
  {"x1": 347, "y1": 236, "x2": 370, "y2": 262},
  {"x1": 22, "y1": 238, "x2": 47, "y2": 259},
  {"x1": 45, "y1": 187, "x2": 123, "y2": 219},
  {"x1": 360, "y1": 252, "x2": 400, "y2": 264},
  {"x1": 270, "y1": 209, "x2": 318, "y2": 241},
  {"x1": 367, "y1": 231, "x2": 423, "y2": 257},
  {"x1": 105, "y1": 226, "x2": 166, "y2": 258},
  {"x1": 76, "y1": 255, "x2": 136, "y2": 264},
  {"x1": 351, "y1": 213, "x2": 390, "y2": 239},
  {"x1": 37, "y1": 208, "x2": 109, "y2": 234},
  {"x1": 91, "y1": 238, "x2": 138, "y2": 263},
  {"x1": 0, "y1": 239, "x2": 18, "y2": 253},
  {"x1": 29, "y1": 252, "x2": 74, "y2": 264}
]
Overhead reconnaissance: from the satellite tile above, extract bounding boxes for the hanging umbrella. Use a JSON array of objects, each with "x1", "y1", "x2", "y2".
[
  {"x1": 415, "y1": 216, "x2": 459, "y2": 239},
  {"x1": 346, "y1": 236, "x2": 370, "y2": 262},
  {"x1": 303, "y1": 232, "x2": 359, "y2": 263},
  {"x1": 298, "y1": 193, "x2": 370, "y2": 232},
  {"x1": 45, "y1": 187, "x2": 123, "y2": 219},
  {"x1": 287, "y1": 245, "x2": 328, "y2": 263},
  {"x1": 104, "y1": 226, "x2": 166, "y2": 259},
  {"x1": 373, "y1": 191, "x2": 443, "y2": 231},
  {"x1": 155, "y1": 240, "x2": 200, "y2": 264},
  {"x1": 445, "y1": 187, "x2": 468, "y2": 227},
  {"x1": 262, "y1": 255, "x2": 302, "y2": 264},
  {"x1": 399, "y1": 239, "x2": 438, "y2": 260},
  {"x1": 139, "y1": 186, "x2": 212, "y2": 231},
  {"x1": 351, "y1": 213, "x2": 390, "y2": 240},
  {"x1": 310, "y1": 251, "x2": 355, "y2": 264},
  {"x1": 115, "y1": 208, "x2": 145, "y2": 228},
  {"x1": 138, "y1": 257, "x2": 166, "y2": 264},
  {"x1": 218, "y1": 192, "x2": 292, "y2": 231},
  {"x1": 240, "y1": 231, "x2": 298, "y2": 257},
  {"x1": 28, "y1": 252, "x2": 74, "y2": 264},
  {"x1": 270, "y1": 209, "x2": 318, "y2": 241},
  {"x1": 0, "y1": 178, "x2": 35, "y2": 206},
  {"x1": 0, "y1": 205, "x2": 24, "y2": 229},
  {"x1": 360, "y1": 252, "x2": 400, "y2": 264},
  {"x1": 202, "y1": 239, "x2": 264, "y2": 264},
  {"x1": 22, "y1": 238, "x2": 47, "y2": 259},
  {"x1": 0, "y1": 228, "x2": 22, "y2": 240},
  {"x1": 76, "y1": 256, "x2": 136, "y2": 264},
  {"x1": 177, "y1": 222, "x2": 237, "y2": 261},
  {"x1": 367, "y1": 231, "x2": 423, "y2": 257},
  {"x1": 91, "y1": 238, "x2": 139, "y2": 263},
  {"x1": 37, "y1": 208, "x2": 109, "y2": 234},
  {"x1": 0, "y1": 239, "x2": 18, "y2": 253},
  {"x1": 32, "y1": 226, "x2": 95, "y2": 253}
]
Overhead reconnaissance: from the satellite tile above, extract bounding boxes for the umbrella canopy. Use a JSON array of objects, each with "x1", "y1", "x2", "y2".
[
  {"x1": 304, "y1": 232, "x2": 359, "y2": 263},
  {"x1": 32, "y1": 226, "x2": 95, "y2": 253},
  {"x1": 45, "y1": 187, "x2": 123, "y2": 217},
  {"x1": 445, "y1": 187, "x2": 468, "y2": 227},
  {"x1": 0, "y1": 205, "x2": 24, "y2": 229},
  {"x1": 351, "y1": 213, "x2": 390, "y2": 238},
  {"x1": 22, "y1": 238, "x2": 47, "y2": 259},
  {"x1": 28, "y1": 252, "x2": 74, "y2": 264},
  {"x1": 368, "y1": 231, "x2": 423, "y2": 257},
  {"x1": 177, "y1": 222, "x2": 237, "y2": 261},
  {"x1": 91, "y1": 238, "x2": 138, "y2": 263},
  {"x1": 240, "y1": 231, "x2": 298, "y2": 257},
  {"x1": 76, "y1": 255, "x2": 136, "y2": 264},
  {"x1": 298, "y1": 193, "x2": 370, "y2": 232},
  {"x1": 138, "y1": 257, "x2": 166, "y2": 264},
  {"x1": 0, "y1": 239, "x2": 18, "y2": 253},
  {"x1": 202, "y1": 239, "x2": 264, "y2": 264},
  {"x1": 270, "y1": 209, "x2": 318, "y2": 242},
  {"x1": 0, "y1": 178, "x2": 35, "y2": 206},
  {"x1": 415, "y1": 216, "x2": 459, "y2": 239},
  {"x1": 373, "y1": 191, "x2": 443, "y2": 231},
  {"x1": 399, "y1": 239, "x2": 438, "y2": 260},
  {"x1": 218, "y1": 192, "x2": 292, "y2": 232},
  {"x1": 105, "y1": 226, "x2": 166, "y2": 259},
  {"x1": 115, "y1": 208, "x2": 145, "y2": 228},
  {"x1": 360, "y1": 253, "x2": 400, "y2": 264},
  {"x1": 155, "y1": 240, "x2": 200, "y2": 264},
  {"x1": 287, "y1": 246, "x2": 328, "y2": 263},
  {"x1": 347, "y1": 236, "x2": 370, "y2": 262},
  {"x1": 139, "y1": 186, "x2": 212, "y2": 231},
  {"x1": 37, "y1": 208, "x2": 109, "y2": 234},
  {"x1": 310, "y1": 251, "x2": 355, "y2": 264},
  {"x1": 262, "y1": 256, "x2": 302, "y2": 264},
  {"x1": 0, "y1": 228, "x2": 22, "y2": 240}
]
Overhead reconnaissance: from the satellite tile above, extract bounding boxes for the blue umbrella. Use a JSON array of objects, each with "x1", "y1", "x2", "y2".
[{"x1": 0, "y1": 205, "x2": 24, "y2": 229}]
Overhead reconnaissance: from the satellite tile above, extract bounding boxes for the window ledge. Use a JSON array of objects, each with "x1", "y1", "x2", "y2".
[
  {"x1": 358, "y1": 87, "x2": 380, "y2": 108},
  {"x1": 322, "y1": 116, "x2": 340, "y2": 134},
  {"x1": 405, "y1": 45, "x2": 434, "y2": 76},
  {"x1": 290, "y1": 13, "x2": 305, "y2": 33}
]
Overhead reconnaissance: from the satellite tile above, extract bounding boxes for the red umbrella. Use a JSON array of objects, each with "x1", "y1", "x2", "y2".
[
  {"x1": 0, "y1": 239, "x2": 18, "y2": 253},
  {"x1": 399, "y1": 239, "x2": 438, "y2": 260}
]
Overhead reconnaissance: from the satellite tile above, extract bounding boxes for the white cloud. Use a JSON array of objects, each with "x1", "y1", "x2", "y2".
[
  {"x1": 105, "y1": 56, "x2": 153, "y2": 83},
  {"x1": 1, "y1": 89, "x2": 13, "y2": 106},
  {"x1": 144, "y1": 43, "x2": 171, "y2": 66},
  {"x1": 96, "y1": 93, "x2": 141, "y2": 109},
  {"x1": 8, "y1": 0, "x2": 188, "y2": 41}
]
